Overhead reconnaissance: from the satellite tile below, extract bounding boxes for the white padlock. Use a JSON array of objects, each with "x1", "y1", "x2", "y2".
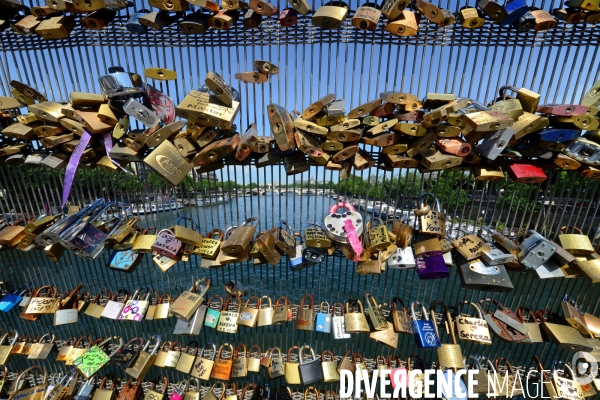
[{"x1": 387, "y1": 247, "x2": 416, "y2": 269}]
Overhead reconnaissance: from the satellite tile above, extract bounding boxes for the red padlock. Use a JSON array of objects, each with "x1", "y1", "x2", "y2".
[
  {"x1": 279, "y1": 8, "x2": 298, "y2": 26},
  {"x1": 506, "y1": 163, "x2": 547, "y2": 184}
]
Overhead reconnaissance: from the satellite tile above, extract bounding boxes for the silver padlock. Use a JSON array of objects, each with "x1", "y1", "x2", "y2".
[
  {"x1": 327, "y1": 99, "x2": 346, "y2": 117},
  {"x1": 532, "y1": 258, "x2": 565, "y2": 279},
  {"x1": 74, "y1": 378, "x2": 96, "y2": 400},
  {"x1": 289, "y1": 244, "x2": 316, "y2": 271},
  {"x1": 173, "y1": 305, "x2": 207, "y2": 335},
  {"x1": 481, "y1": 242, "x2": 516, "y2": 265},
  {"x1": 387, "y1": 246, "x2": 416, "y2": 269},
  {"x1": 123, "y1": 98, "x2": 160, "y2": 128},
  {"x1": 476, "y1": 127, "x2": 514, "y2": 160},
  {"x1": 517, "y1": 230, "x2": 557, "y2": 269},
  {"x1": 302, "y1": 246, "x2": 326, "y2": 263}
]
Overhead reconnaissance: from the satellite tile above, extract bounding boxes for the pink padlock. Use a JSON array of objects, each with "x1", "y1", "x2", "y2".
[{"x1": 151, "y1": 229, "x2": 182, "y2": 258}]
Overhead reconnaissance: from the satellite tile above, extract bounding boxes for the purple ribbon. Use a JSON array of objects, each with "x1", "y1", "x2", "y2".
[
  {"x1": 62, "y1": 130, "x2": 92, "y2": 207},
  {"x1": 102, "y1": 132, "x2": 133, "y2": 175}
]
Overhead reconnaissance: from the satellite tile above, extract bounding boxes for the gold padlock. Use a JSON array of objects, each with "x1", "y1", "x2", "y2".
[
  {"x1": 221, "y1": 217, "x2": 258, "y2": 255},
  {"x1": 385, "y1": 10, "x2": 419, "y2": 36},
  {"x1": 312, "y1": 4, "x2": 348, "y2": 29},
  {"x1": 344, "y1": 299, "x2": 370, "y2": 333},
  {"x1": 558, "y1": 226, "x2": 594, "y2": 255},
  {"x1": 415, "y1": 193, "x2": 446, "y2": 236},
  {"x1": 364, "y1": 218, "x2": 392, "y2": 253},
  {"x1": 431, "y1": 301, "x2": 465, "y2": 369}
]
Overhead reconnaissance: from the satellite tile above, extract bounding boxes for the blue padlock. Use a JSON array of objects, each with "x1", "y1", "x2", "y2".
[
  {"x1": 289, "y1": 244, "x2": 317, "y2": 271},
  {"x1": 411, "y1": 301, "x2": 441, "y2": 348},
  {"x1": 126, "y1": 11, "x2": 149, "y2": 34},
  {"x1": 536, "y1": 128, "x2": 581, "y2": 143},
  {"x1": 0, "y1": 285, "x2": 30, "y2": 313},
  {"x1": 501, "y1": 0, "x2": 529, "y2": 25}
]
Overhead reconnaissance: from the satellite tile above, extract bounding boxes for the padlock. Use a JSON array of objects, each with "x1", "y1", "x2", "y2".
[
  {"x1": 415, "y1": 193, "x2": 446, "y2": 236},
  {"x1": 211, "y1": 343, "x2": 234, "y2": 381},
  {"x1": 344, "y1": 299, "x2": 370, "y2": 333},
  {"x1": 513, "y1": 10, "x2": 536, "y2": 31},
  {"x1": 463, "y1": 357, "x2": 490, "y2": 395},
  {"x1": 256, "y1": 295, "x2": 274, "y2": 327},
  {"x1": 73, "y1": 336, "x2": 124, "y2": 379},
  {"x1": 552, "y1": 362, "x2": 586, "y2": 400},
  {"x1": 118, "y1": 286, "x2": 152, "y2": 321},
  {"x1": 451, "y1": 234, "x2": 491, "y2": 260},
  {"x1": 55, "y1": 336, "x2": 76, "y2": 362},
  {"x1": 312, "y1": 2, "x2": 348, "y2": 28},
  {"x1": 35, "y1": 15, "x2": 76, "y2": 38},
  {"x1": 411, "y1": 302, "x2": 441, "y2": 348},
  {"x1": 517, "y1": 230, "x2": 557, "y2": 269},
  {"x1": 454, "y1": 301, "x2": 492, "y2": 344},
  {"x1": 385, "y1": 10, "x2": 419, "y2": 36},
  {"x1": 479, "y1": 299, "x2": 528, "y2": 343},
  {"x1": 237, "y1": 296, "x2": 260, "y2": 327},
  {"x1": 477, "y1": 0, "x2": 508, "y2": 22},
  {"x1": 516, "y1": 308, "x2": 545, "y2": 343},
  {"x1": 245, "y1": 344, "x2": 262, "y2": 373},
  {"x1": 352, "y1": 2, "x2": 381, "y2": 29},
  {"x1": 268, "y1": 347, "x2": 285, "y2": 379},
  {"x1": 537, "y1": 310, "x2": 592, "y2": 351},
  {"x1": 363, "y1": 292, "x2": 388, "y2": 331},
  {"x1": 285, "y1": 345, "x2": 301, "y2": 384},
  {"x1": 456, "y1": 256, "x2": 514, "y2": 292},
  {"x1": 458, "y1": 6, "x2": 485, "y2": 27},
  {"x1": 0, "y1": 332, "x2": 18, "y2": 364},
  {"x1": 561, "y1": 295, "x2": 590, "y2": 334},
  {"x1": 92, "y1": 378, "x2": 116, "y2": 400},
  {"x1": 8, "y1": 366, "x2": 48, "y2": 400},
  {"x1": 324, "y1": 202, "x2": 363, "y2": 256},
  {"x1": 298, "y1": 346, "x2": 324, "y2": 385},
  {"x1": 273, "y1": 296, "x2": 291, "y2": 325},
  {"x1": 143, "y1": 377, "x2": 169, "y2": 400},
  {"x1": 204, "y1": 295, "x2": 222, "y2": 329},
  {"x1": 27, "y1": 333, "x2": 56, "y2": 360},
  {"x1": 214, "y1": 295, "x2": 240, "y2": 333},
  {"x1": 221, "y1": 217, "x2": 258, "y2": 255},
  {"x1": 190, "y1": 343, "x2": 216, "y2": 380},
  {"x1": 430, "y1": 301, "x2": 465, "y2": 369},
  {"x1": 170, "y1": 278, "x2": 211, "y2": 321},
  {"x1": 501, "y1": 0, "x2": 529, "y2": 24},
  {"x1": 381, "y1": 0, "x2": 408, "y2": 19},
  {"x1": 110, "y1": 337, "x2": 144, "y2": 368},
  {"x1": 559, "y1": 226, "x2": 594, "y2": 255},
  {"x1": 296, "y1": 294, "x2": 315, "y2": 331}
]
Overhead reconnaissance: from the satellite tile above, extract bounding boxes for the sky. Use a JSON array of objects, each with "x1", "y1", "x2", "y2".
[{"x1": 0, "y1": 0, "x2": 599, "y2": 184}]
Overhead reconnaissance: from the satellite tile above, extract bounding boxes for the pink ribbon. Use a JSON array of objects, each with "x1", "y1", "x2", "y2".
[
  {"x1": 343, "y1": 219, "x2": 363, "y2": 261},
  {"x1": 62, "y1": 130, "x2": 92, "y2": 207}
]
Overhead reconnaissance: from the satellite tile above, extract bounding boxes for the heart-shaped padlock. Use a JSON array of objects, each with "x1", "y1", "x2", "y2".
[{"x1": 324, "y1": 202, "x2": 364, "y2": 243}]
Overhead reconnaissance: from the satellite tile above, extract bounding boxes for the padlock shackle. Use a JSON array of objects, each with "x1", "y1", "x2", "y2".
[
  {"x1": 274, "y1": 296, "x2": 289, "y2": 308},
  {"x1": 299, "y1": 345, "x2": 316, "y2": 363},
  {"x1": 199, "y1": 342, "x2": 217, "y2": 360},
  {"x1": 244, "y1": 295, "x2": 261, "y2": 309},
  {"x1": 248, "y1": 344, "x2": 261, "y2": 359},
  {"x1": 321, "y1": 349, "x2": 335, "y2": 361},
  {"x1": 287, "y1": 345, "x2": 299, "y2": 361},
  {"x1": 407, "y1": 354, "x2": 424, "y2": 371},
  {"x1": 176, "y1": 215, "x2": 200, "y2": 231},
  {"x1": 299, "y1": 294, "x2": 315, "y2": 309},
  {"x1": 304, "y1": 387, "x2": 320, "y2": 400},
  {"x1": 217, "y1": 343, "x2": 233, "y2": 360},
  {"x1": 560, "y1": 226, "x2": 583, "y2": 235},
  {"x1": 12, "y1": 365, "x2": 47, "y2": 391},
  {"x1": 466, "y1": 355, "x2": 483, "y2": 369},
  {"x1": 208, "y1": 294, "x2": 223, "y2": 310},
  {"x1": 418, "y1": 192, "x2": 442, "y2": 212},
  {"x1": 456, "y1": 300, "x2": 484, "y2": 319},
  {"x1": 328, "y1": 201, "x2": 355, "y2": 215},
  {"x1": 494, "y1": 357, "x2": 514, "y2": 374},
  {"x1": 411, "y1": 301, "x2": 429, "y2": 321},
  {"x1": 235, "y1": 343, "x2": 247, "y2": 358}
]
